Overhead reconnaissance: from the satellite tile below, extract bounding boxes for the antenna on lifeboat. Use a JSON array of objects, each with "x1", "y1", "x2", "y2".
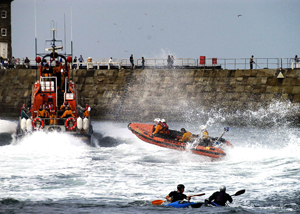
[
  {"x1": 34, "y1": 0, "x2": 37, "y2": 80},
  {"x1": 45, "y1": 23, "x2": 63, "y2": 53}
]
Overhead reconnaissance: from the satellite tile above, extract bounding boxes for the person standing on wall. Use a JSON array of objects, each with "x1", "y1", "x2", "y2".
[
  {"x1": 141, "y1": 57, "x2": 145, "y2": 69},
  {"x1": 130, "y1": 54, "x2": 134, "y2": 69},
  {"x1": 78, "y1": 55, "x2": 84, "y2": 69},
  {"x1": 167, "y1": 55, "x2": 171, "y2": 68},
  {"x1": 73, "y1": 56, "x2": 77, "y2": 70},
  {"x1": 250, "y1": 55, "x2": 255, "y2": 70}
]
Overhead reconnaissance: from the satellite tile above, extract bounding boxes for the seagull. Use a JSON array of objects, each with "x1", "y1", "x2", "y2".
[
  {"x1": 238, "y1": 14, "x2": 242, "y2": 17},
  {"x1": 113, "y1": 23, "x2": 117, "y2": 25}
]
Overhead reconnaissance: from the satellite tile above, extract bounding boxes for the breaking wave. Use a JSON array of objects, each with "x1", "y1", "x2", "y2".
[{"x1": 186, "y1": 100, "x2": 300, "y2": 127}]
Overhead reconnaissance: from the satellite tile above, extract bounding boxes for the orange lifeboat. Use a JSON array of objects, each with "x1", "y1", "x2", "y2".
[{"x1": 128, "y1": 123, "x2": 233, "y2": 159}]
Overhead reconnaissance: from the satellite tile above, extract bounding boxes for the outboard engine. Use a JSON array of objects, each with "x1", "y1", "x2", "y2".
[
  {"x1": 83, "y1": 118, "x2": 89, "y2": 130},
  {"x1": 26, "y1": 118, "x2": 32, "y2": 132},
  {"x1": 21, "y1": 118, "x2": 26, "y2": 131},
  {"x1": 77, "y1": 117, "x2": 83, "y2": 130}
]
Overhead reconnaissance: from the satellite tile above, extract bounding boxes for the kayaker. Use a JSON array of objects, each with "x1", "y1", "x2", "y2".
[
  {"x1": 207, "y1": 185, "x2": 233, "y2": 206},
  {"x1": 178, "y1": 128, "x2": 193, "y2": 142},
  {"x1": 166, "y1": 184, "x2": 191, "y2": 203}
]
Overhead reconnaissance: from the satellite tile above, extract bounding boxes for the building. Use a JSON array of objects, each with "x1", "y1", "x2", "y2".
[{"x1": 0, "y1": 0, "x2": 13, "y2": 60}]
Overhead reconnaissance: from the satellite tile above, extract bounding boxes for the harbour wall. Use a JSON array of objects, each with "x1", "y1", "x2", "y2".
[{"x1": 1, "y1": 68, "x2": 300, "y2": 122}]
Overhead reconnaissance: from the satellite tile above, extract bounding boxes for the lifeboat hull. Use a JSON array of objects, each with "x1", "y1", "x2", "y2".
[{"x1": 128, "y1": 123, "x2": 232, "y2": 159}]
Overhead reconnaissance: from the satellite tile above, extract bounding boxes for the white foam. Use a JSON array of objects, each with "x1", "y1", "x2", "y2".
[{"x1": 0, "y1": 119, "x2": 17, "y2": 133}]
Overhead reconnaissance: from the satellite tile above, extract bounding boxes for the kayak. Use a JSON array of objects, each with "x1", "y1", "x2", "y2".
[
  {"x1": 165, "y1": 201, "x2": 203, "y2": 208},
  {"x1": 128, "y1": 123, "x2": 233, "y2": 159}
]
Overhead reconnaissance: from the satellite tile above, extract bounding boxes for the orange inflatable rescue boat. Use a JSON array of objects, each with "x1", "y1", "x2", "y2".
[{"x1": 128, "y1": 123, "x2": 233, "y2": 159}]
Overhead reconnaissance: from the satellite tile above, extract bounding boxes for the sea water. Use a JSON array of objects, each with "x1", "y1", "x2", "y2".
[{"x1": 0, "y1": 116, "x2": 300, "y2": 213}]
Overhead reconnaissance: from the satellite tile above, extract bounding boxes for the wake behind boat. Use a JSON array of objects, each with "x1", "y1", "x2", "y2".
[
  {"x1": 128, "y1": 123, "x2": 233, "y2": 159},
  {"x1": 16, "y1": 27, "x2": 93, "y2": 144}
]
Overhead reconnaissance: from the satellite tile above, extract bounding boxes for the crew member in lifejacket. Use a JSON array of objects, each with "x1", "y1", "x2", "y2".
[
  {"x1": 83, "y1": 103, "x2": 91, "y2": 118},
  {"x1": 42, "y1": 62, "x2": 52, "y2": 77},
  {"x1": 197, "y1": 125, "x2": 211, "y2": 146},
  {"x1": 19, "y1": 103, "x2": 26, "y2": 116},
  {"x1": 20, "y1": 106, "x2": 29, "y2": 119},
  {"x1": 178, "y1": 128, "x2": 193, "y2": 142},
  {"x1": 152, "y1": 118, "x2": 164, "y2": 136},
  {"x1": 49, "y1": 103, "x2": 57, "y2": 125},
  {"x1": 61, "y1": 65, "x2": 68, "y2": 92},
  {"x1": 60, "y1": 101, "x2": 73, "y2": 111},
  {"x1": 43, "y1": 101, "x2": 50, "y2": 113},
  {"x1": 53, "y1": 61, "x2": 62, "y2": 90},
  {"x1": 60, "y1": 107, "x2": 75, "y2": 119},
  {"x1": 161, "y1": 119, "x2": 170, "y2": 135},
  {"x1": 207, "y1": 185, "x2": 233, "y2": 206},
  {"x1": 36, "y1": 105, "x2": 48, "y2": 118}
]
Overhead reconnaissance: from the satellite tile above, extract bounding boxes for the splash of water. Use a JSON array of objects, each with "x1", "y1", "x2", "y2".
[
  {"x1": 149, "y1": 48, "x2": 176, "y2": 60},
  {"x1": 184, "y1": 100, "x2": 300, "y2": 128},
  {"x1": 0, "y1": 119, "x2": 17, "y2": 133}
]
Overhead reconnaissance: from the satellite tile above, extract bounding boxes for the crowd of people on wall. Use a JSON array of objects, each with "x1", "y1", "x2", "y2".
[
  {"x1": 2, "y1": 54, "x2": 300, "y2": 70},
  {"x1": 0, "y1": 56, "x2": 31, "y2": 69}
]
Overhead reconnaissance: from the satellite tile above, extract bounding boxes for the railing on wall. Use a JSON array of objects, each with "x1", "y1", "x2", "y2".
[{"x1": 15, "y1": 57, "x2": 300, "y2": 70}]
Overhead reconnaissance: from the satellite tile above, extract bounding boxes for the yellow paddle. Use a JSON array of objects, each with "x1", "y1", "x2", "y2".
[{"x1": 152, "y1": 193, "x2": 205, "y2": 205}]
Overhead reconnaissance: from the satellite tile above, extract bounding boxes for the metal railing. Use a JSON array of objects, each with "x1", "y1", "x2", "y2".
[{"x1": 12, "y1": 57, "x2": 300, "y2": 70}]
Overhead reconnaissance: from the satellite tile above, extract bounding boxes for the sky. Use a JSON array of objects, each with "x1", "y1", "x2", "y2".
[{"x1": 11, "y1": 0, "x2": 300, "y2": 60}]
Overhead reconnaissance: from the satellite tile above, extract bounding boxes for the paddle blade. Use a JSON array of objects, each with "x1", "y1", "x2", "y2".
[
  {"x1": 152, "y1": 200, "x2": 165, "y2": 205},
  {"x1": 232, "y1": 189, "x2": 245, "y2": 196},
  {"x1": 192, "y1": 193, "x2": 205, "y2": 197}
]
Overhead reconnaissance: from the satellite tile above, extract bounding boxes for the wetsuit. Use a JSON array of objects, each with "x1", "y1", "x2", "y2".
[
  {"x1": 208, "y1": 191, "x2": 232, "y2": 206},
  {"x1": 168, "y1": 191, "x2": 188, "y2": 202}
]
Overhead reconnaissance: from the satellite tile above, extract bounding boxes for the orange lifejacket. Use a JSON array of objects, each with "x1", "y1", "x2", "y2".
[
  {"x1": 83, "y1": 109, "x2": 89, "y2": 118},
  {"x1": 161, "y1": 122, "x2": 170, "y2": 135},
  {"x1": 36, "y1": 109, "x2": 48, "y2": 118},
  {"x1": 153, "y1": 124, "x2": 164, "y2": 135},
  {"x1": 180, "y1": 131, "x2": 193, "y2": 142}
]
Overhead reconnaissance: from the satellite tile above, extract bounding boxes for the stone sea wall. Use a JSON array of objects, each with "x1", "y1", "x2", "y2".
[{"x1": 1, "y1": 68, "x2": 300, "y2": 122}]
